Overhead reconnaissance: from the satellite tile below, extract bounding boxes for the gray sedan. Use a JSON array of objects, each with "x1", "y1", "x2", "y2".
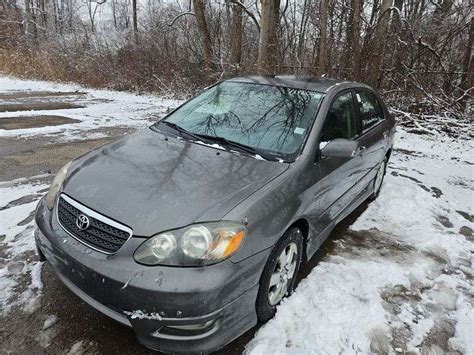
[{"x1": 34, "y1": 75, "x2": 395, "y2": 353}]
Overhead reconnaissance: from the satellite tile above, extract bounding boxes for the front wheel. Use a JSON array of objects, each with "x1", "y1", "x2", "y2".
[
  {"x1": 370, "y1": 156, "x2": 387, "y2": 200},
  {"x1": 256, "y1": 227, "x2": 303, "y2": 322}
]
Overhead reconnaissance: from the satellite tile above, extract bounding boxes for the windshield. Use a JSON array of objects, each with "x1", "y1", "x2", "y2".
[{"x1": 156, "y1": 82, "x2": 324, "y2": 160}]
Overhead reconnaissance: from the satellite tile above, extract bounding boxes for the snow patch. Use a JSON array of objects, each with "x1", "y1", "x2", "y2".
[
  {"x1": 247, "y1": 128, "x2": 474, "y2": 354},
  {"x1": 246, "y1": 258, "x2": 410, "y2": 354},
  {"x1": 43, "y1": 315, "x2": 58, "y2": 330},
  {"x1": 31, "y1": 262, "x2": 44, "y2": 291},
  {"x1": 0, "y1": 178, "x2": 49, "y2": 314},
  {"x1": 124, "y1": 310, "x2": 163, "y2": 321},
  {"x1": 35, "y1": 326, "x2": 56, "y2": 348},
  {"x1": 66, "y1": 340, "x2": 97, "y2": 355},
  {"x1": 0, "y1": 75, "x2": 181, "y2": 142},
  {"x1": 195, "y1": 140, "x2": 226, "y2": 150},
  {"x1": 448, "y1": 294, "x2": 474, "y2": 354}
]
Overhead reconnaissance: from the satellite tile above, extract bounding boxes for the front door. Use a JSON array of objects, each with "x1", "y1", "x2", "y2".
[{"x1": 312, "y1": 90, "x2": 364, "y2": 239}]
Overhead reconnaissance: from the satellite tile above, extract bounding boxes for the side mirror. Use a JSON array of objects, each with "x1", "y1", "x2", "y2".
[{"x1": 320, "y1": 138, "x2": 360, "y2": 158}]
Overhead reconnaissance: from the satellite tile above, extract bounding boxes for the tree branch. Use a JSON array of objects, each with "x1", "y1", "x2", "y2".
[
  {"x1": 230, "y1": 0, "x2": 260, "y2": 32},
  {"x1": 167, "y1": 11, "x2": 195, "y2": 27}
]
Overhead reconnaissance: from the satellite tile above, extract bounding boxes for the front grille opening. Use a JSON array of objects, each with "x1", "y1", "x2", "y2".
[{"x1": 57, "y1": 196, "x2": 131, "y2": 254}]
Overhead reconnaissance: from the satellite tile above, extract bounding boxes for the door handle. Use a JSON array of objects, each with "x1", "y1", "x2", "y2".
[
  {"x1": 354, "y1": 145, "x2": 366, "y2": 156},
  {"x1": 383, "y1": 130, "x2": 388, "y2": 138}
]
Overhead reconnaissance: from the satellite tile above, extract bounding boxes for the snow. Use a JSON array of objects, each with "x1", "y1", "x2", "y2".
[
  {"x1": 0, "y1": 270, "x2": 17, "y2": 314},
  {"x1": 448, "y1": 294, "x2": 474, "y2": 354},
  {"x1": 36, "y1": 314, "x2": 58, "y2": 348},
  {"x1": 43, "y1": 315, "x2": 58, "y2": 330},
  {"x1": 195, "y1": 140, "x2": 226, "y2": 151},
  {"x1": 0, "y1": 176, "x2": 49, "y2": 203},
  {"x1": 319, "y1": 141, "x2": 329, "y2": 149},
  {"x1": 0, "y1": 177, "x2": 49, "y2": 314},
  {"x1": 0, "y1": 75, "x2": 181, "y2": 141},
  {"x1": 66, "y1": 340, "x2": 97, "y2": 355},
  {"x1": 123, "y1": 310, "x2": 163, "y2": 321},
  {"x1": 246, "y1": 129, "x2": 473, "y2": 354},
  {"x1": 36, "y1": 325, "x2": 56, "y2": 348},
  {"x1": 31, "y1": 261, "x2": 44, "y2": 291},
  {"x1": 247, "y1": 258, "x2": 410, "y2": 354}
]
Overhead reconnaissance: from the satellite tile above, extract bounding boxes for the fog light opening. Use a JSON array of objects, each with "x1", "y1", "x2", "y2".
[
  {"x1": 166, "y1": 319, "x2": 215, "y2": 331},
  {"x1": 153, "y1": 319, "x2": 219, "y2": 339}
]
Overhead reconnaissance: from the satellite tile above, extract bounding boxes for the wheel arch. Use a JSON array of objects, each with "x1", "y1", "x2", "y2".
[
  {"x1": 255, "y1": 217, "x2": 309, "y2": 321},
  {"x1": 287, "y1": 218, "x2": 310, "y2": 263}
]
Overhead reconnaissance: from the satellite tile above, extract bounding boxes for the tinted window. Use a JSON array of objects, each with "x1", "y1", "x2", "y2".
[
  {"x1": 320, "y1": 92, "x2": 357, "y2": 142},
  {"x1": 355, "y1": 90, "x2": 384, "y2": 132},
  {"x1": 160, "y1": 82, "x2": 324, "y2": 157}
]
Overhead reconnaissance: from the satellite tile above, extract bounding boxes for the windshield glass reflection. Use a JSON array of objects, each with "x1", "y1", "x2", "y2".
[{"x1": 158, "y1": 82, "x2": 324, "y2": 158}]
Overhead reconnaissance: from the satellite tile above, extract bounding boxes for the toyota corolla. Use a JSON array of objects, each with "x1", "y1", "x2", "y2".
[{"x1": 35, "y1": 75, "x2": 395, "y2": 353}]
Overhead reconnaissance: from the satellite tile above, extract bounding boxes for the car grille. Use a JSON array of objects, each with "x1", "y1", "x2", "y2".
[{"x1": 57, "y1": 195, "x2": 132, "y2": 254}]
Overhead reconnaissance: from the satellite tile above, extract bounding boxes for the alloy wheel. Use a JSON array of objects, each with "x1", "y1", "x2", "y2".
[{"x1": 268, "y1": 242, "x2": 298, "y2": 306}]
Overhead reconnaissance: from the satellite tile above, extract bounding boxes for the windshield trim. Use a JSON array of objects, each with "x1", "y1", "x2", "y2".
[{"x1": 152, "y1": 81, "x2": 326, "y2": 163}]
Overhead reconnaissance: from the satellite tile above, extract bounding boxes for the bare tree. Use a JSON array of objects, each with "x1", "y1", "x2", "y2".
[
  {"x1": 1, "y1": 0, "x2": 471, "y2": 120},
  {"x1": 192, "y1": 0, "x2": 213, "y2": 72},
  {"x1": 366, "y1": 0, "x2": 392, "y2": 87},
  {"x1": 87, "y1": 0, "x2": 107, "y2": 33},
  {"x1": 460, "y1": 16, "x2": 473, "y2": 110},
  {"x1": 316, "y1": 0, "x2": 328, "y2": 75},
  {"x1": 348, "y1": 0, "x2": 362, "y2": 80},
  {"x1": 258, "y1": 0, "x2": 281, "y2": 74},
  {"x1": 23, "y1": 0, "x2": 34, "y2": 37},
  {"x1": 132, "y1": 0, "x2": 138, "y2": 44},
  {"x1": 230, "y1": 2, "x2": 243, "y2": 66}
]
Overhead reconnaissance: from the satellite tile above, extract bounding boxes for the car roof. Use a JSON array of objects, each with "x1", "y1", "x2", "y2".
[{"x1": 226, "y1": 75, "x2": 371, "y2": 93}]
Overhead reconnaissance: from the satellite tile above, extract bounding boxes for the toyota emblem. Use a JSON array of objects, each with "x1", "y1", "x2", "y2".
[{"x1": 76, "y1": 214, "x2": 90, "y2": 230}]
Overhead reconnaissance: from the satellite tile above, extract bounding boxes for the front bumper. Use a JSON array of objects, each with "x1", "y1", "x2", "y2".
[{"x1": 35, "y1": 197, "x2": 267, "y2": 353}]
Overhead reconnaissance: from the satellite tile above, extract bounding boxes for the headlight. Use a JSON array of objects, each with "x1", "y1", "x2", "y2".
[
  {"x1": 181, "y1": 226, "x2": 213, "y2": 259},
  {"x1": 45, "y1": 161, "x2": 71, "y2": 210},
  {"x1": 134, "y1": 222, "x2": 246, "y2": 266}
]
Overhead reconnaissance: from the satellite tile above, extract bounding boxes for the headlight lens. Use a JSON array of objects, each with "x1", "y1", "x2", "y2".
[
  {"x1": 150, "y1": 233, "x2": 177, "y2": 259},
  {"x1": 45, "y1": 161, "x2": 72, "y2": 210},
  {"x1": 181, "y1": 226, "x2": 213, "y2": 259},
  {"x1": 134, "y1": 222, "x2": 246, "y2": 266}
]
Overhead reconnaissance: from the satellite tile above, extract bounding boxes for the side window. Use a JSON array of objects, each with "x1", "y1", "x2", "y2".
[
  {"x1": 355, "y1": 90, "x2": 384, "y2": 132},
  {"x1": 320, "y1": 92, "x2": 357, "y2": 142}
]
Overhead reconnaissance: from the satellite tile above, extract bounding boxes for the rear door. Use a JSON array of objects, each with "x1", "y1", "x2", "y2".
[{"x1": 353, "y1": 89, "x2": 388, "y2": 190}]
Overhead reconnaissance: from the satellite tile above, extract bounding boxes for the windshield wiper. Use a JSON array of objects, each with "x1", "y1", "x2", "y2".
[
  {"x1": 159, "y1": 121, "x2": 203, "y2": 141},
  {"x1": 195, "y1": 134, "x2": 275, "y2": 161},
  {"x1": 158, "y1": 122, "x2": 277, "y2": 161}
]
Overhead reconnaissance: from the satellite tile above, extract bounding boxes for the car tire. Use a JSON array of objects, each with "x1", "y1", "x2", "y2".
[
  {"x1": 256, "y1": 227, "x2": 303, "y2": 322},
  {"x1": 370, "y1": 156, "x2": 388, "y2": 201}
]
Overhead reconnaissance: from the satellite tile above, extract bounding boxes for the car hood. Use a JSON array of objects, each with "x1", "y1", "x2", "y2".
[{"x1": 62, "y1": 128, "x2": 289, "y2": 236}]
